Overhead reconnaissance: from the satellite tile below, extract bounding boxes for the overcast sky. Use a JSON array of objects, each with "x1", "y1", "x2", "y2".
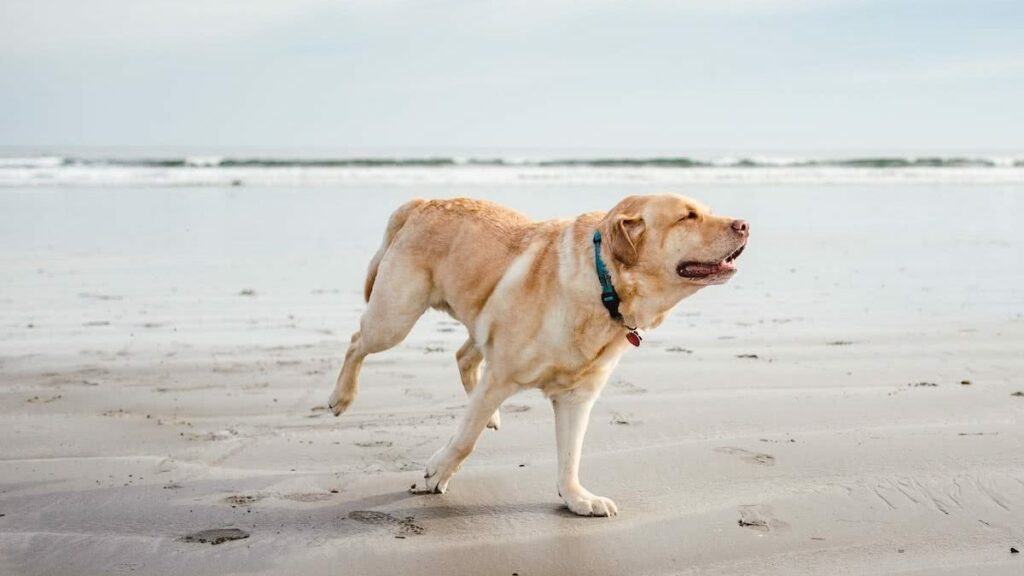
[{"x1": 1, "y1": 0, "x2": 1022, "y2": 151}]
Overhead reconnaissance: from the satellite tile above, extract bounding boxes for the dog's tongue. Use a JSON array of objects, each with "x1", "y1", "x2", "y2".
[{"x1": 681, "y1": 262, "x2": 719, "y2": 276}]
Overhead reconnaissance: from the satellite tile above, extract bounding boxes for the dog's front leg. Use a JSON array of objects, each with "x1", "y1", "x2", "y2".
[
  {"x1": 552, "y1": 389, "x2": 618, "y2": 517},
  {"x1": 410, "y1": 369, "x2": 513, "y2": 495}
]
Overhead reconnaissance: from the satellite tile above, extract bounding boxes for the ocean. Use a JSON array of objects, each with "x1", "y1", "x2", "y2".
[
  {"x1": 1, "y1": 149, "x2": 1021, "y2": 335},
  {"x1": 1, "y1": 149, "x2": 1023, "y2": 186}
]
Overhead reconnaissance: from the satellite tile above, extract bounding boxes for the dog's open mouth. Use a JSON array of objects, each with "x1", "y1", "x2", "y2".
[{"x1": 676, "y1": 243, "x2": 746, "y2": 279}]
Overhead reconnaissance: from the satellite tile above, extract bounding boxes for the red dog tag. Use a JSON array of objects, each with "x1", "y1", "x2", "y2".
[{"x1": 626, "y1": 330, "x2": 642, "y2": 347}]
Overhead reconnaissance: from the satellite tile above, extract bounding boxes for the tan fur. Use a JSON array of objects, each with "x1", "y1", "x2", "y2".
[
  {"x1": 364, "y1": 198, "x2": 425, "y2": 302},
  {"x1": 329, "y1": 194, "x2": 748, "y2": 516}
]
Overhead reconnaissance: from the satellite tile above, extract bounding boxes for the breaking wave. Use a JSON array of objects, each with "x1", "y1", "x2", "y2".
[
  {"x1": 1, "y1": 154, "x2": 1022, "y2": 186},
  {"x1": 2, "y1": 155, "x2": 1020, "y2": 168}
]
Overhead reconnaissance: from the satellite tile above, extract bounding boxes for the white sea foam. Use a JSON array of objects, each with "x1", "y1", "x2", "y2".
[
  {"x1": 0, "y1": 156, "x2": 64, "y2": 168},
  {"x1": 1, "y1": 153, "x2": 1023, "y2": 186},
  {"x1": 1, "y1": 164, "x2": 1023, "y2": 187},
  {"x1": 184, "y1": 156, "x2": 224, "y2": 167}
]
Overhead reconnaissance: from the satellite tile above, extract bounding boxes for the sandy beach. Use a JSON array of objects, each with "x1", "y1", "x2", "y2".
[{"x1": 1, "y1": 181, "x2": 1022, "y2": 575}]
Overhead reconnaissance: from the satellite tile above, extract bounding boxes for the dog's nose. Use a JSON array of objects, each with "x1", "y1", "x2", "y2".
[{"x1": 731, "y1": 219, "x2": 749, "y2": 236}]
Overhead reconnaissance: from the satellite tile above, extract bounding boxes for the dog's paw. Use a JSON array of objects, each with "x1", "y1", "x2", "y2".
[
  {"x1": 562, "y1": 489, "x2": 618, "y2": 517},
  {"x1": 408, "y1": 452, "x2": 451, "y2": 494},
  {"x1": 327, "y1": 391, "x2": 353, "y2": 417},
  {"x1": 408, "y1": 475, "x2": 445, "y2": 495},
  {"x1": 486, "y1": 410, "x2": 501, "y2": 430}
]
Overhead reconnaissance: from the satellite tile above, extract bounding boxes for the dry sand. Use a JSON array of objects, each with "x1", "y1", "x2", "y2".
[{"x1": 1, "y1": 184, "x2": 1022, "y2": 575}]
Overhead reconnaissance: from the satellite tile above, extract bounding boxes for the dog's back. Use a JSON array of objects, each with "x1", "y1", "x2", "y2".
[{"x1": 366, "y1": 198, "x2": 539, "y2": 319}]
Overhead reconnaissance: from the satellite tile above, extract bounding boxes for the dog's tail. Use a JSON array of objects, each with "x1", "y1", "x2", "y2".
[{"x1": 364, "y1": 199, "x2": 426, "y2": 302}]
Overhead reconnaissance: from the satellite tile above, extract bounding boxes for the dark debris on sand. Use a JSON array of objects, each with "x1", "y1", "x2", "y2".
[{"x1": 738, "y1": 518, "x2": 768, "y2": 529}]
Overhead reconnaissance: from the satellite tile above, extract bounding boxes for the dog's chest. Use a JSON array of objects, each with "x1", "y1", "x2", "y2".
[{"x1": 508, "y1": 322, "x2": 627, "y2": 391}]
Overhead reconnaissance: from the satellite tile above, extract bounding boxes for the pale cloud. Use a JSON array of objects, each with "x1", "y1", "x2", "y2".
[
  {"x1": 0, "y1": 0, "x2": 335, "y2": 53},
  {"x1": 0, "y1": 0, "x2": 858, "y2": 55},
  {"x1": 850, "y1": 53, "x2": 1024, "y2": 84}
]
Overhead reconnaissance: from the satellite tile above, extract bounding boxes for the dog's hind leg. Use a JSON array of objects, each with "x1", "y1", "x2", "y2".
[
  {"x1": 329, "y1": 256, "x2": 431, "y2": 416},
  {"x1": 455, "y1": 339, "x2": 500, "y2": 430}
]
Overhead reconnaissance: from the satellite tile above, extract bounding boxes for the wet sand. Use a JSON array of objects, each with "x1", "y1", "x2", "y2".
[{"x1": 1, "y1": 184, "x2": 1022, "y2": 575}]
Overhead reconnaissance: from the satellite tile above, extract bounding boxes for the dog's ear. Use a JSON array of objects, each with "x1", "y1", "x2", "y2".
[{"x1": 608, "y1": 213, "x2": 646, "y2": 266}]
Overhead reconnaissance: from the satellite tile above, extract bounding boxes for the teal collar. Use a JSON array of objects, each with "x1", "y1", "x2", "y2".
[
  {"x1": 592, "y1": 230, "x2": 623, "y2": 322},
  {"x1": 593, "y1": 230, "x2": 642, "y2": 346}
]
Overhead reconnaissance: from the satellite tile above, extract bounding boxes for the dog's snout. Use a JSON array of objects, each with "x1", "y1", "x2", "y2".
[{"x1": 731, "y1": 219, "x2": 749, "y2": 236}]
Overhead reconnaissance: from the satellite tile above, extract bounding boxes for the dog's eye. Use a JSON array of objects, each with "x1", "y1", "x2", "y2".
[{"x1": 679, "y1": 212, "x2": 698, "y2": 222}]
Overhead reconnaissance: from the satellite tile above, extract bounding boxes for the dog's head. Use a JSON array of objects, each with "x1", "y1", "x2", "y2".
[{"x1": 601, "y1": 194, "x2": 748, "y2": 287}]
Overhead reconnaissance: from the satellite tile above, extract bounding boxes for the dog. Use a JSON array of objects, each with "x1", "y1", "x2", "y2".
[{"x1": 329, "y1": 194, "x2": 748, "y2": 516}]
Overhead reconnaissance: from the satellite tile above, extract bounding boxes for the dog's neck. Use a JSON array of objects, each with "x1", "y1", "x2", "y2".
[
  {"x1": 618, "y1": 278, "x2": 702, "y2": 330},
  {"x1": 598, "y1": 246, "x2": 703, "y2": 331}
]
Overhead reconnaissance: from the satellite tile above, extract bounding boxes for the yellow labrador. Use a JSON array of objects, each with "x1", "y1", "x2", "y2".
[{"x1": 329, "y1": 194, "x2": 748, "y2": 516}]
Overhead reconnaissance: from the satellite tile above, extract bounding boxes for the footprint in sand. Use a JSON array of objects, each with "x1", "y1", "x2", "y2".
[
  {"x1": 26, "y1": 394, "x2": 62, "y2": 404},
  {"x1": 404, "y1": 388, "x2": 432, "y2": 400},
  {"x1": 182, "y1": 528, "x2": 249, "y2": 545},
  {"x1": 186, "y1": 429, "x2": 239, "y2": 442},
  {"x1": 737, "y1": 504, "x2": 788, "y2": 532},
  {"x1": 609, "y1": 380, "x2": 647, "y2": 395},
  {"x1": 610, "y1": 413, "x2": 638, "y2": 426},
  {"x1": 224, "y1": 495, "x2": 264, "y2": 506},
  {"x1": 715, "y1": 447, "x2": 776, "y2": 466},
  {"x1": 354, "y1": 440, "x2": 394, "y2": 448},
  {"x1": 348, "y1": 510, "x2": 424, "y2": 537},
  {"x1": 281, "y1": 493, "x2": 334, "y2": 503},
  {"x1": 382, "y1": 371, "x2": 417, "y2": 380}
]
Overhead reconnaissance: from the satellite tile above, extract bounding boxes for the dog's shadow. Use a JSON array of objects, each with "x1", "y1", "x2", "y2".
[{"x1": 342, "y1": 490, "x2": 588, "y2": 527}]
